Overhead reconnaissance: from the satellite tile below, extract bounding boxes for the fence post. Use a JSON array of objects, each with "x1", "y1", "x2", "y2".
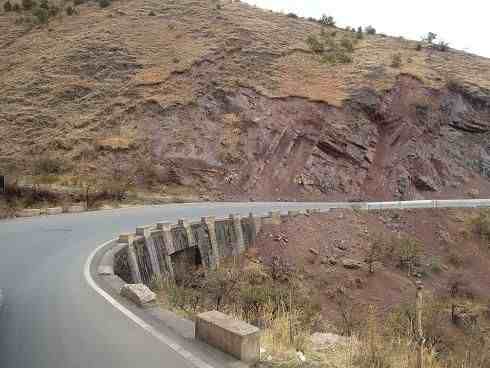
[{"x1": 416, "y1": 281, "x2": 425, "y2": 368}]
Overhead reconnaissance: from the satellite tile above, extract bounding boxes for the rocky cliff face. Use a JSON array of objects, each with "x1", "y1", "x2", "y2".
[
  {"x1": 140, "y1": 74, "x2": 490, "y2": 201},
  {"x1": 1, "y1": 0, "x2": 489, "y2": 201}
]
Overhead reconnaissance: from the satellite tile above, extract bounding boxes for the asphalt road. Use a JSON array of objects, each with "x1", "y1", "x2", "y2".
[{"x1": 0, "y1": 202, "x2": 340, "y2": 368}]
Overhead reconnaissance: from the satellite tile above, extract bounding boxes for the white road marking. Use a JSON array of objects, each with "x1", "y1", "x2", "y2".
[{"x1": 83, "y1": 240, "x2": 216, "y2": 368}]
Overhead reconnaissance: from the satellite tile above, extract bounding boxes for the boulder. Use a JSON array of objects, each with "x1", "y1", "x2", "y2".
[
  {"x1": 121, "y1": 283, "x2": 156, "y2": 306},
  {"x1": 310, "y1": 332, "x2": 348, "y2": 351},
  {"x1": 342, "y1": 259, "x2": 364, "y2": 270},
  {"x1": 413, "y1": 175, "x2": 438, "y2": 192}
]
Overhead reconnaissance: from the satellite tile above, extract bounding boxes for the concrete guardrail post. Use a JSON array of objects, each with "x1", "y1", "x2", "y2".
[
  {"x1": 156, "y1": 222, "x2": 175, "y2": 279},
  {"x1": 119, "y1": 233, "x2": 142, "y2": 284},
  {"x1": 269, "y1": 211, "x2": 281, "y2": 225},
  {"x1": 229, "y1": 214, "x2": 245, "y2": 256},
  {"x1": 202, "y1": 216, "x2": 220, "y2": 269},
  {"x1": 136, "y1": 225, "x2": 162, "y2": 280},
  {"x1": 178, "y1": 219, "x2": 195, "y2": 249}
]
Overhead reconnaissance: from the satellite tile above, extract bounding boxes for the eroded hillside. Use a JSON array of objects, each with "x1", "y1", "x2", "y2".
[{"x1": 1, "y1": 0, "x2": 490, "y2": 201}]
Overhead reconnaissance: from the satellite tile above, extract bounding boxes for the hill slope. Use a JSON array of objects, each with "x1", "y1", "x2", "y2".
[{"x1": 1, "y1": 0, "x2": 490, "y2": 201}]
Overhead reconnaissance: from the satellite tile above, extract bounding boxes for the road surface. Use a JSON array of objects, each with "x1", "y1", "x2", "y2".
[
  {"x1": 0, "y1": 202, "x2": 344, "y2": 368},
  {"x1": 0, "y1": 200, "x2": 488, "y2": 367}
]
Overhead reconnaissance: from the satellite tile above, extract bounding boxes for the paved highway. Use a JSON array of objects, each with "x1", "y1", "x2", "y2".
[
  {"x1": 0, "y1": 200, "x2": 488, "y2": 368},
  {"x1": 0, "y1": 202, "x2": 344, "y2": 368}
]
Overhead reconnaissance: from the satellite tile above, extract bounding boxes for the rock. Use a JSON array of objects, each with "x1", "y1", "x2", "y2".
[
  {"x1": 121, "y1": 283, "x2": 156, "y2": 306},
  {"x1": 342, "y1": 259, "x2": 364, "y2": 270},
  {"x1": 413, "y1": 175, "x2": 438, "y2": 191},
  {"x1": 310, "y1": 332, "x2": 348, "y2": 351},
  {"x1": 309, "y1": 248, "x2": 319, "y2": 255}
]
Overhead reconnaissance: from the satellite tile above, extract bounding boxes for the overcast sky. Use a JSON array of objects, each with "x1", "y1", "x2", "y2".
[{"x1": 243, "y1": 0, "x2": 490, "y2": 58}]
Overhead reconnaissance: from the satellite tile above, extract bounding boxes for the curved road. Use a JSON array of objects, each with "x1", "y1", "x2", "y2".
[
  {"x1": 0, "y1": 202, "x2": 341, "y2": 368},
  {"x1": 1, "y1": 200, "x2": 489, "y2": 367}
]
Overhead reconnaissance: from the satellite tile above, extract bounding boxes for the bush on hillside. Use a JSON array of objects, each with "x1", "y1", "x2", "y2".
[
  {"x1": 32, "y1": 155, "x2": 66, "y2": 175},
  {"x1": 286, "y1": 12, "x2": 298, "y2": 19},
  {"x1": 98, "y1": 0, "x2": 110, "y2": 8},
  {"x1": 306, "y1": 34, "x2": 324, "y2": 54},
  {"x1": 12, "y1": 2, "x2": 20, "y2": 11},
  {"x1": 21, "y1": 0, "x2": 34, "y2": 10},
  {"x1": 3, "y1": 0, "x2": 12, "y2": 12},
  {"x1": 365, "y1": 25, "x2": 376, "y2": 35},
  {"x1": 340, "y1": 37, "x2": 354, "y2": 52},
  {"x1": 73, "y1": 0, "x2": 84, "y2": 5},
  {"x1": 391, "y1": 52, "x2": 402, "y2": 67},
  {"x1": 32, "y1": 8, "x2": 48, "y2": 24},
  {"x1": 65, "y1": 5, "x2": 74, "y2": 15}
]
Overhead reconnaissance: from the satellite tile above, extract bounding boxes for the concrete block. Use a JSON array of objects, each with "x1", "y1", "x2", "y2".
[
  {"x1": 136, "y1": 225, "x2": 152, "y2": 237},
  {"x1": 118, "y1": 233, "x2": 134, "y2": 244},
  {"x1": 196, "y1": 311, "x2": 260, "y2": 365},
  {"x1": 46, "y1": 207, "x2": 63, "y2": 215},
  {"x1": 67, "y1": 205, "x2": 85, "y2": 213},
  {"x1": 16, "y1": 208, "x2": 41, "y2": 217},
  {"x1": 120, "y1": 283, "x2": 156, "y2": 306}
]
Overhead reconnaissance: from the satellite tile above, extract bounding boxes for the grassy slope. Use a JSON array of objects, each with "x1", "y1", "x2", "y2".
[{"x1": 1, "y1": 0, "x2": 490, "y2": 200}]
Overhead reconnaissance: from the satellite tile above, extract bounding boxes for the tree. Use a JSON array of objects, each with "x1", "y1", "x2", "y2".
[
  {"x1": 436, "y1": 40, "x2": 449, "y2": 52},
  {"x1": 33, "y1": 7, "x2": 49, "y2": 23},
  {"x1": 320, "y1": 14, "x2": 335, "y2": 27},
  {"x1": 423, "y1": 32, "x2": 437, "y2": 44},
  {"x1": 365, "y1": 25, "x2": 376, "y2": 35},
  {"x1": 356, "y1": 26, "x2": 363, "y2": 39}
]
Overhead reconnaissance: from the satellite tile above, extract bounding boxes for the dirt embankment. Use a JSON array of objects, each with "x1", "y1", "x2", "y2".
[{"x1": 253, "y1": 208, "x2": 490, "y2": 319}]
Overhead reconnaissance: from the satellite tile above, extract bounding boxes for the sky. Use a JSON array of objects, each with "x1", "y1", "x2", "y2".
[{"x1": 243, "y1": 0, "x2": 490, "y2": 58}]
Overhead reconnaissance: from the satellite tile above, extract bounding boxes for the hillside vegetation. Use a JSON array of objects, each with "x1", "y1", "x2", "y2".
[{"x1": 1, "y1": 0, "x2": 490, "y2": 204}]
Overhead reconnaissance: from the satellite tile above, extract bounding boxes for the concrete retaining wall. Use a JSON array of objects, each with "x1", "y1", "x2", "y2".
[
  {"x1": 118, "y1": 211, "x2": 282, "y2": 285},
  {"x1": 117, "y1": 199, "x2": 490, "y2": 285}
]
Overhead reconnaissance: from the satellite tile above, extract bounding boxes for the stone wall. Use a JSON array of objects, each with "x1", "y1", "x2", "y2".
[{"x1": 116, "y1": 211, "x2": 285, "y2": 285}]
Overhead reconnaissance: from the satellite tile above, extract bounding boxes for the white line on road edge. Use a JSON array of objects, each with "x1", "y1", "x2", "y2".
[{"x1": 84, "y1": 240, "x2": 216, "y2": 368}]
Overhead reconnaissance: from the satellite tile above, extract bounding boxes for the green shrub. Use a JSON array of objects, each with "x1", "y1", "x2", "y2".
[
  {"x1": 306, "y1": 34, "x2": 324, "y2": 53},
  {"x1": 436, "y1": 40, "x2": 449, "y2": 52},
  {"x1": 395, "y1": 236, "x2": 423, "y2": 274},
  {"x1": 470, "y1": 210, "x2": 490, "y2": 243},
  {"x1": 148, "y1": 10, "x2": 155, "y2": 16},
  {"x1": 21, "y1": 0, "x2": 34, "y2": 10},
  {"x1": 429, "y1": 256, "x2": 443, "y2": 273},
  {"x1": 4, "y1": 0, "x2": 12, "y2": 12},
  {"x1": 65, "y1": 5, "x2": 74, "y2": 15},
  {"x1": 47, "y1": 3, "x2": 58, "y2": 16},
  {"x1": 286, "y1": 12, "x2": 298, "y2": 19},
  {"x1": 32, "y1": 155, "x2": 65, "y2": 175},
  {"x1": 98, "y1": 0, "x2": 110, "y2": 8},
  {"x1": 365, "y1": 25, "x2": 376, "y2": 35},
  {"x1": 340, "y1": 37, "x2": 354, "y2": 52},
  {"x1": 73, "y1": 0, "x2": 83, "y2": 5},
  {"x1": 12, "y1": 2, "x2": 20, "y2": 11},
  {"x1": 391, "y1": 52, "x2": 402, "y2": 67},
  {"x1": 32, "y1": 7, "x2": 49, "y2": 23}
]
